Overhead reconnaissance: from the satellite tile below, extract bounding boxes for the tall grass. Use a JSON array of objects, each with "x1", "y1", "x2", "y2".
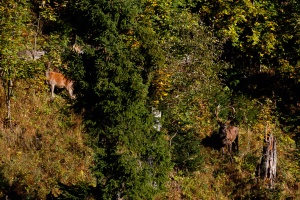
[
  {"x1": 0, "y1": 78, "x2": 95, "y2": 199},
  {"x1": 157, "y1": 102, "x2": 300, "y2": 199}
]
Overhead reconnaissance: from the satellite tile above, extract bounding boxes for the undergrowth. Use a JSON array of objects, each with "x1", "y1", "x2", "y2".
[
  {"x1": 157, "y1": 100, "x2": 300, "y2": 200},
  {"x1": 1, "y1": 79, "x2": 300, "y2": 199},
  {"x1": 0, "y1": 79, "x2": 95, "y2": 199}
]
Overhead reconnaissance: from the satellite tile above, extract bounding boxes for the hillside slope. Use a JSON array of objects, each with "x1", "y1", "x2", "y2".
[{"x1": 0, "y1": 79, "x2": 95, "y2": 199}]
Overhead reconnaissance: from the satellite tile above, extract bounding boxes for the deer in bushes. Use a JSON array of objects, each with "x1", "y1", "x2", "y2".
[
  {"x1": 215, "y1": 105, "x2": 239, "y2": 159},
  {"x1": 18, "y1": 49, "x2": 46, "y2": 61},
  {"x1": 72, "y1": 44, "x2": 84, "y2": 54},
  {"x1": 45, "y1": 62, "x2": 75, "y2": 99}
]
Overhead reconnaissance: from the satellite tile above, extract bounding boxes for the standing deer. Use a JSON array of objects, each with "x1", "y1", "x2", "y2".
[
  {"x1": 18, "y1": 50, "x2": 46, "y2": 61},
  {"x1": 46, "y1": 62, "x2": 75, "y2": 99},
  {"x1": 215, "y1": 105, "x2": 239, "y2": 159}
]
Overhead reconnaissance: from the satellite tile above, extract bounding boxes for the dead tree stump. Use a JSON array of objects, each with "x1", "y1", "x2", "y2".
[{"x1": 256, "y1": 134, "x2": 277, "y2": 189}]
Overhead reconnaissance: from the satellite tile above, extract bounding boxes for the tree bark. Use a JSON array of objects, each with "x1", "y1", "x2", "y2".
[{"x1": 256, "y1": 134, "x2": 277, "y2": 189}]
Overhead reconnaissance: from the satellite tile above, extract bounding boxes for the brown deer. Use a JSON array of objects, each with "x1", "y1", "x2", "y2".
[
  {"x1": 215, "y1": 105, "x2": 239, "y2": 159},
  {"x1": 46, "y1": 62, "x2": 75, "y2": 99}
]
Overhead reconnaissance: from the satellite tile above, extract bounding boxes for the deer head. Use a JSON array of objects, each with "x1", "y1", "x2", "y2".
[{"x1": 72, "y1": 44, "x2": 84, "y2": 54}]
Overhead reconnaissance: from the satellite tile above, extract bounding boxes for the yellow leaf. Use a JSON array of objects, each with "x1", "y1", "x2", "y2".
[{"x1": 80, "y1": 170, "x2": 84, "y2": 179}]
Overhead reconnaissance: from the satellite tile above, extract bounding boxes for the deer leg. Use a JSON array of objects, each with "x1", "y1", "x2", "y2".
[
  {"x1": 66, "y1": 83, "x2": 75, "y2": 99},
  {"x1": 236, "y1": 134, "x2": 239, "y2": 153},
  {"x1": 222, "y1": 147, "x2": 224, "y2": 158},
  {"x1": 68, "y1": 88, "x2": 73, "y2": 98},
  {"x1": 67, "y1": 87, "x2": 75, "y2": 99},
  {"x1": 229, "y1": 143, "x2": 233, "y2": 163},
  {"x1": 51, "y1": 84, "x2": 55, "y2": 99}
]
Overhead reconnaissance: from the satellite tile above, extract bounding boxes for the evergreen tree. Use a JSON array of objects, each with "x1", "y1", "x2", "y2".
[{"x1": 59, "y1": 0, "x2": 171, "y2": 199}]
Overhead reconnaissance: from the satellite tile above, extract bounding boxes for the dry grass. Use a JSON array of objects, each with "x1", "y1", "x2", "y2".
[
  {"x1": 0, "y1": 79, "x2": 95, "y2": 199},
  {"x1": 1, "y1": 78, "x2": 300, "y2": 199},
  {"x1": 157, "y1": 115, "x2": 300, "y2": 200}
]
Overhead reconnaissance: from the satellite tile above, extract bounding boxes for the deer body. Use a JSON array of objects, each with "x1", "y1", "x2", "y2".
[
  {"x1": 219, "y1": 123, "x2": 239, "y2": 155},
  {"x1": 216, "y1": 105, "x2": 239, "y2": 158},
  {"x1": 46, "y1": 70, "x2": 75, "y2": 99},
  {"x1": 18, "y1": 50, "x2": 46, "y2": 61}
]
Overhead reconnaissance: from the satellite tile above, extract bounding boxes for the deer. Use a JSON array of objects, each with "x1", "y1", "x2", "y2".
[
  {"x1": 18, "y1": 50, "x2": 46, "y2": 61},
  {"x1": 45, "y1": 62, "x2": 75, "y2": 100},
  {"x1": 215, "y1": 105, "x2": 239, "y2": 160},
  {"x1": 71, "y1": 35, "x2": 84, "y2": 54},
  {"x1": 72, "y1": 44, "x2": 84, "y2": 54}
]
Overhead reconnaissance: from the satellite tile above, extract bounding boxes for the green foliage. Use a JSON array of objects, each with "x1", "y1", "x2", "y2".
[
  {"x1": 0, "y1": 0, "x2": 30, "y2": 79},
  {"x1": 54, "y1": 0, "x2": 173, "y2": 199},
  {"x1": 170, "y1": 128, "x2": 205, "y2": 172},
  {"x1": 196, "y1": 0, "x2": 300, "y2": 84},
  {"x1": 1, "y1": 0, "x2": 300, "y2": 199},
  {"x1": 196, "y1": 0, "x2": 300, "y2": 140},
  {"x1": 231, "y1": 95, "x2": 261, "y2": 126},
  {"x1": 57, "y1": 182, "x2": 95, "y2": 200}
]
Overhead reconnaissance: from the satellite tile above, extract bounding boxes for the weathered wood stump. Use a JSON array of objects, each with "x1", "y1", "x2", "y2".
[{"x1": 256, "y1": 134, "x2": 277, "y2": 189}]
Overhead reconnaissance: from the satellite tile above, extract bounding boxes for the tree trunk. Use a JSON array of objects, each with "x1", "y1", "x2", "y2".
[{"x1": 256, "y1": 134, "x2": 277, "y2": 189}]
